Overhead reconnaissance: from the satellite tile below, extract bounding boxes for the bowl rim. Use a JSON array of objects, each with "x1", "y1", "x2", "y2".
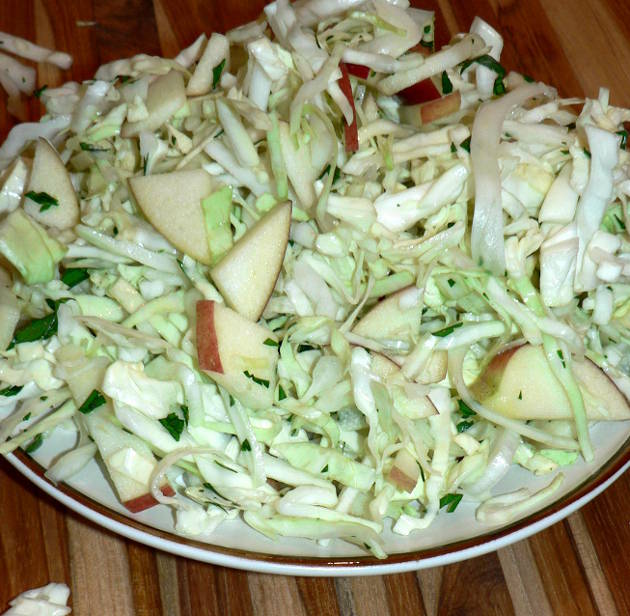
[{"x1": 4, "y1": 433, "x2": 629, "y2": 576}]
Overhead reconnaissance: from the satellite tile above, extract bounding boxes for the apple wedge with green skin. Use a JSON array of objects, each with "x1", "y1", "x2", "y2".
[
  {"x1": 210, "y1": 201, "x2": 291, "y2": 322},
  {"x1": 471, "y1": 344, "x2": 630, "y2": 421},
  {"x1": 196, "y1": 300, "x2": 278, "y2": 409},
  {"x1": 85, "y1": 409, "x2": 174, "y2": 513},
  {"x1": 121, "y1": 70, "x2": 186, "y2": 138},
  {"x1": 128, "y1": 168, "x2": 214, "y2": 265},
  {"x1": 24, "y1": 138, "x2": 79, "y2": 230}
]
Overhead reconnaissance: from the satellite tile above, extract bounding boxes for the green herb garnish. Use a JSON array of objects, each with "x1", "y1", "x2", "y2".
[
  {"x1": 33, "y1": 85, "x2": 48, "y2": 98},
  {"x1": 439, "y1": 493, "x2": 463, "y2": 512},
  {"x1": 159, "y1": 412, "x2": 185, "y2": 441},
  {"x1": 557, "y1": 349, "x2": 566, "y2": 368},
  {"x1": 243, "y1": 370, "x2": 270, "y2": 388},
  {"x1": 433, "y1": 322, "x2": 463, "y2": 337},
  {"x1": 213, "y1": 59, "x2": 226, "y2": 89},
  {"x1": 25, "y1": 433, "x2": 44, "y2": 454},
  {"x1": 459, "y1": 55, "x2": 506, "y2": 77},
  {"x1": 616, "y1": 130, "x2": 628, "y2": 150},
  {"x1": 278, "y1": 385, "x2": 287, "y2": 401},
  {"x1": 181, "y1": 404, "x2": 189, "y2": 424},
  {"x1": 458, "y1": 399, "x2": 476, "y2": 418},
  {"x1": 61, "y1": 268, "x2": 90, "y2": 288},
  {"x1": 78, "y1": 390, "x2": 106, "y2": 414},
  {"x1": 321, "y1": 464, "x2": 329, "y2": 473},
  {"x1": 9, "y1": 299, "x2": 66, "y2": 349},
  {"x1": 447, "y1": 278, "x2": 455, "y2": 287},
  {"x1": 241, "y1": 439, "x2": 251, "y2": 452},
  {"x1": 441, "y1": 71, "x2": 453, "y2": 94},
  {"x1": 25, "y1": 191, "x2": 58, "y2": 212},
  {"x1": 456, "y1": 420, "x2": 474, "y2": 433},
  {"x1": 459, "y1": 136, "x2": 471, "y2": 153},
  {"x1": 0, "y1": 385, "x2": 23, "y2": 397},
  {"x1": 263, "y1": 338, "x2": 279, "y2": 347}
]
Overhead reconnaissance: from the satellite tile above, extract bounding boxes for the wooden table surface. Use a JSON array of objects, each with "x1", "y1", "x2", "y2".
[{"x1": 1, "y1": 1, "x2": 630, "y2": 614}]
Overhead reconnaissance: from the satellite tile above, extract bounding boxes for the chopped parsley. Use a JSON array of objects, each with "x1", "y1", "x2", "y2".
[
  {"x1": 278, "y1": 385, "x2": 287, "y2": 401},
  {"x1": 78, "y1": 390, "x2": 106, "y2": 414},
  {"x1": 159, "y1": 412, "x2": 185, "y2": 441},
  {"x1": 61, "y1": 268, "x2": 90, "y2": 288},
  {"x1": 80, "y1": 142, "x2": 109, "y2": 152},
  {"x1": 458, "y1": 399, "x2": 476, "y2": 418},
  {"x1": 450, "y1": 142, "x2": 457, "y2": 153},
  {"x1": 439, "y1": 493, "x2": 463, "y2": 512},
  {"x1": 240, "y1": 439, "x2": 251, "y2": 452},
  {"x1": 263, "y1": 338, "x2": 279, "y2": 347},
  {"x1": 213, "y1": 58, "x2": 226, "y2": 89},
  {"x1": 9, "y1": 299, "x2": 67, "y2": 349},
  {"x1": 456, "y1": 420, "x2": 474, "y2": 433},
  {"x1": 447, "y1": 278, "x2": 456, "y2": 287},
  {"x1": 33, "y1": 84, "x2": 48, "y2": 98},
  {"x1": 518, "y1": 390, "x2": 523, "y2": 400},
  {"x1": 321, "y1": 464, "x2": 329, "y2": 473},
  {"x1": 25, "y1": 191, "x2": 58, "y2": 212},
  {"x1": 493, "y1": 76, "x2": 506, "y2": 96},
  {"x1": 0, "y1": 385, "x2": 23, "y2": 397},
  {"x1": 459, "y1": 136, "x2": 471, "y2": 152},
  {"x1": 297, "y1": 344, "x2": 317, "y2": 352},
  {"x1": 616, "y1": 130, "x2": 628, "y2": 150},
  {"x1": 180, "y1": 404, "x2": 189, "y2": 424},
  {"x1": 432, "y1": 321, "x2": 463, "y2": 337},
  {"x1": 583, "y1": 148, "x2": 591, "y2": 159},
  {"x1": 459, "y1": 55, "x2": 506, "y2": 78},
  {"x1": 522, "y1": 74, "x2": 535, "y2": 83},
  {"x1": 557, "y1": 349, "x2": 566, "y2": 368},
  {"x1": 441, "y1": 71, "x2": 453, "y2": 94},
  {"x1": 25, "y1": 433, "x2": 44, "y2": 454},
  {"x1": 243, "y1": 370, "x2": 270, "y2": 388}
]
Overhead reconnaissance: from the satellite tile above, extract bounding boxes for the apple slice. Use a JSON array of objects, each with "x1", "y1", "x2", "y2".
[
  {"x1": 210, "y1": 201, "x2": 291, "y2": 321},
  {"x1": 345, "y1": 63, "x2": 370, "y2": 80},
  {"x1": 400, "y1": 91, "x2": 461, "y2": 127},
  {"x1": 415, "y1": 350, "x2": 448, "y2": 385},
  {"x1": 339, "y1": 63, "x2": 359, "y2": 153},
  {"x1": 24, "y1": 138, "x2": 79, "y2": 230},
  {"x1": 121, "y1": 70, "x2": 186, "y2": 138},
  {"x1": 55, "y1": 344, "x2": 110, "y2": 408},
  {"x1": 471, "y1": 344, "x2": 630, "y2": 421},
  {"x1": 397, "y1": 77, "x2": 441, "y2": 106},
  {"x1": 353, "y1": 286, "x2": 422, "y2": 343},
  {"x1": 85, "y1": 409, "x2": 174, "y2": 513},
  {"x1": 196, "y1": 300, "x2": 278, "y2": 409},
  {"x1": 128, "y1": 168, "x2": 214, "y2": 264},
  {"x1": 387, "y1": 447, "x2": 421, "y2": 493},
  {"x1": 0, "y1": 156, "x2": 28, "y2": 213}
]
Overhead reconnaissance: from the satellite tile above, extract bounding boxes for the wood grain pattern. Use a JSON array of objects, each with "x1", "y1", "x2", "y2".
[{"x1": 1, "y1": 1, "x2": 629, "y2": 614}]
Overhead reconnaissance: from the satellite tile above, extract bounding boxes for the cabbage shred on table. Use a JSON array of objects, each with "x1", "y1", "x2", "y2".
[{"x1": 0, "y1": 0, "x2": 630, "y2": 558}]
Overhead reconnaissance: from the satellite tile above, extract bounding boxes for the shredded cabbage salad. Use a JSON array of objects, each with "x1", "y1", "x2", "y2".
[{"x1": 1, "y1": 0, "x2": 629, "y2": 559}]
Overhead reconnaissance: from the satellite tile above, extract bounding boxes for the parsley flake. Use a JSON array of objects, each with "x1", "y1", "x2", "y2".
[
  {"x1": 433, "y1": 322, "x2": 463, "y2": 337},
  {"x1": 241, "y1": 439, "x2": 251, "y2": 452},
  {"x1": 0, "y1": 385, "x2": 23, "y2": 397},
  {"x1": 159, "y1": 412, "x2": 185, "y2": 441},
  {"x1": 78, "y1": 390, "x2": 106, "y2": 414},
  {"x1": 439, "y1": 493, "x2": 463, "y2": 512},
  {"x1": 61, "y1": 268, "x2": 90, "y2": 288},
  {"x1": 25, "y1": 191, "x2": 58, "y2": 212},
  {"x1": 25, "y1": 433, "x2": 44, "y2": 454},
  {"x1": 243, "y1": 371, "x2": 270, "y2": 388},
  {"x1": 213, "y1": 59, "x2": 226, "y2": 89}
]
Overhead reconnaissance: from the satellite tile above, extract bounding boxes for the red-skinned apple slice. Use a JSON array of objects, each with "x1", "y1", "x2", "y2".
[
  {"x1": 339, "y1": 63, "x2": 359, "y2": 153},
  {"x1": 210, "y1": 201, "x2": 291, "y2": 322},
  {"x1": 400, "y1": 91, "x2": 462, "y2": 127},
  {"x1": 344, "y1": 63, "x2": 370, "y2": 80},
  {"x1": 128, "y1": 168, "x2": 214, "y2": 265},
  {"x1": 196, "y1": 300, "x2": 278, "y2": 409},
  {"x1": 85, "y1": 409, "x2": 173, "y2": 513},
  {"x1": 24, "y1": 138, "x2": 79, "y2": 230},
  {"x1": 397, "y1": 77, "x2": 441, "y2": 106},
  {"x1": 471, "y1": 344, "x2": 630, "y2": 421}
]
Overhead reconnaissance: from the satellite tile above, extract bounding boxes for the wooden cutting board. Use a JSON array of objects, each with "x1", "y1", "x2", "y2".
[{"x1": 1, "y1": 1, "x2": 629, "y2": 614}]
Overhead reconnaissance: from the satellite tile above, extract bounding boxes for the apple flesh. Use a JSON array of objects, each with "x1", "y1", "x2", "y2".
[
  {"x1": 196, "y1": 300, "x2": 278, "y2": 409},
  {"x1": 387, "y1": 448, "x2": 421, "y2": 493},
  {"x1": 85, "y1": 410, "x2": 174, "y2": 513},
  {"x1": 400, "y1": 91, "x2": 461, "y2": 127},
  {"x1": 121, "y1": 70, "x2": 186, "y2": 138},
  {"x1": 24, "y1": 138, "x2": 79, "y2": 230},
  {"x1": 210, "y1": 201, "x2": 291, "y2": 322},
  {"x1": 128, "y1": 168, "x2": 214, "y2": 265},
  {"x1": 471, "y1": 344, "x2": 630, "y2": 421},
  {"x1": 352, "y1": 286, "x2": 422, "y2": 343}
]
